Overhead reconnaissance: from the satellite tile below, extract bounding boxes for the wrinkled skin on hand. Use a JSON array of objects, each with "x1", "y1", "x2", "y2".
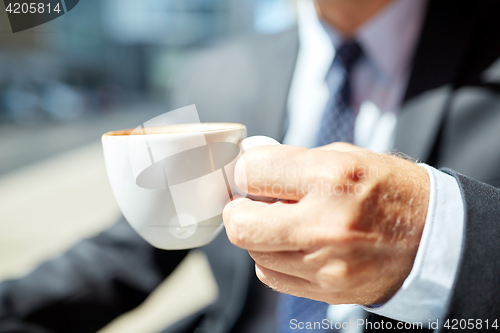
[{"x1": 223, "y1": 142, "x2": 430, "y2": 306}]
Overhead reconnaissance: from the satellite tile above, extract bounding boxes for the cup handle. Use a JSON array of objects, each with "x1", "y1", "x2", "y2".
[{"x1": 237, "y1": 135, "x2": 281, "y2": 202}]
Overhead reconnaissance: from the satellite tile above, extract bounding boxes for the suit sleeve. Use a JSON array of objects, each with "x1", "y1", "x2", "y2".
[
  {"x1": 440, "y1": 169, "x2": 500, "y2": 331},
  {"x1": 0, "y1": 218, "x2": 188, "y2": 333}
]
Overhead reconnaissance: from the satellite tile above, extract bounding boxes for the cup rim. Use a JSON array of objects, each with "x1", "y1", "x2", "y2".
[{"x1": 102, "y1": 122, "x2": 245, "y2": 137}]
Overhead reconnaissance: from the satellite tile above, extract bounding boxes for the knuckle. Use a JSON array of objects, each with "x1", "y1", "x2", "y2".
[
  {"x1": 344, "y1": 214, "x2": 362, "y2": 231},
  {"x1": 328, "y1": 260, "x2": 350, "y2": 278},
  {"x1": 325, "y1": 213, "x2": 360, "y2": 240},
  {"x1": 225, "y1": 212, "x2": 249, "y2": 247},
  {"x1": 302, "y1": 246, "x2": 332, "y2": 266},
  {"x1": 315, "y1": 260, "x2": 352, "y2": 290},
  {"x1": 325, "y1": 142, "x2": 356, "y2": 152}
]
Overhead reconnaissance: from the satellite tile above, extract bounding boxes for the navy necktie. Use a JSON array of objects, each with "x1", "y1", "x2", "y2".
[
  {"x1": 315, "y1": 40, "x2": 362, "y2": 146},
  {"x1": 276, "y1": 41, "x2": 362, "y2": 333}
]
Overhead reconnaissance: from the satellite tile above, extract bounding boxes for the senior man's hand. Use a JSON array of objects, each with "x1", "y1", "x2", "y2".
[{"x1": 222, "y1": 142, "x2": 430, "y2": 306}]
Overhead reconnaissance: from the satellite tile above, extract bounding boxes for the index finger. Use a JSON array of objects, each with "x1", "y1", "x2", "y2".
[
  {"x1": 223, "y1": 197, "x2": 320, "y2": 252},
  {"x1": 234, "y1": 145, "x2": 350, "y2": 201},
  {"x1": 222, "y1": 198, "x2": 336, "y2": 252}
]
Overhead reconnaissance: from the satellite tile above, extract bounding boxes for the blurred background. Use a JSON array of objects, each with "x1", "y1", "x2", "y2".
[
  {"x1": 0, "y1": 0, "x2": 296, "y2": 173},
  {"x1": 0, "y1": 0, "x2": 295, "y2": 331}
]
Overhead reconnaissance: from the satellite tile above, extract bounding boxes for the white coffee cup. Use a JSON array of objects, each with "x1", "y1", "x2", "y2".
[{"x1": 102, "y1": 123, "x2": 279, "y2": 250}]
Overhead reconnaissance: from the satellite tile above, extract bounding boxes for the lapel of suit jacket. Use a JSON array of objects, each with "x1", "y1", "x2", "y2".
[{"x1": 394, "y1": 0, "x2": 477, "y2": 163}]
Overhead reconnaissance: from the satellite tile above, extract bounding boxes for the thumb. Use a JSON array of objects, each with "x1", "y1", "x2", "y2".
[{"x1": 314, "y1": 142, "x2": 365, "y2": 152}]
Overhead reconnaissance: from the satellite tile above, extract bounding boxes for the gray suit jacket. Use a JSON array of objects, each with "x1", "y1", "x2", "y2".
[{"x1": 1, "y1": 0, "x2": 500, "y2": 332}]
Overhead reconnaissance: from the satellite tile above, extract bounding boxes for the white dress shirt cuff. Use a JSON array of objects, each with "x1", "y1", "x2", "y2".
[{"x1": 362, "y1": 164, "x2": 464, "y2": 328}]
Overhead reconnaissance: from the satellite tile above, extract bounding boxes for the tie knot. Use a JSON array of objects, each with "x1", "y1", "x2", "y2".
[{"x1": 334, "y1": 40, "x2": 363, "y2": 70}]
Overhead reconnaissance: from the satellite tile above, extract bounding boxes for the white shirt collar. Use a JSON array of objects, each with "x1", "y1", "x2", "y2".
[
  {"x1": 357, "y1": 0, "x2": 428, "y2": 80},
  {"x1": 298, "y1": 0, "x2": 428, "y2": 81}
]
